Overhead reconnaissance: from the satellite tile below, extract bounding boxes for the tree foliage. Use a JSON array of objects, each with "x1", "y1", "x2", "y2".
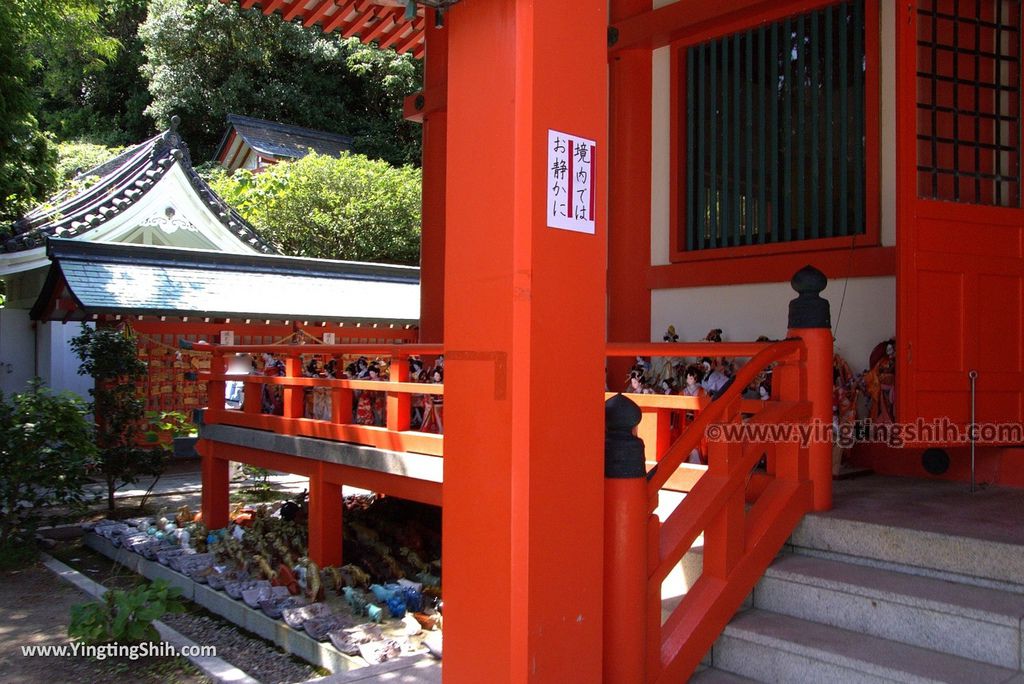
[
  {"x1": 141, "y1": 0, "x2": 422, "y2": 165},
  {"x1": 0, "y1": 380, "x2": 96, "y2": 550},
  {"x1": 0, "y1": 0, "x2": 115, "y2": 223},
  {"x1": 36, "y1": 0, "x2": 153, "y2": 146},
  {"x1": 206, "y1": 152, "x2": 422, "y2": 264},
  {"x1": 71, "y1": 324, "x2": 165, "y2": 513}
]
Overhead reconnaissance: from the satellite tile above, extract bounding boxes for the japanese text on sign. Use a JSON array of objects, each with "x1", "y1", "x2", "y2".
[{"x1": 547, "y1": 129, "x2": 596, "y2": 234}]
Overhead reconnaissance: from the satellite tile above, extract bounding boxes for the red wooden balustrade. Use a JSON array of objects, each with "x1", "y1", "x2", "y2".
[
  {"x1": 603, "y1": 327, "x2": 832, "y2": 683},
  {"x1": 187, "y1": 341, "x2": 445, "y2": 456}
]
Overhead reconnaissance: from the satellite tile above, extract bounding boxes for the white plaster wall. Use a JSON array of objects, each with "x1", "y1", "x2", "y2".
[
  {"x1": 36, "y1": 321, "x2": 94, "y2": 402},
  {"x1": 0, "y1": 309, "x2": 36, "y2": 395},
  {"x1": 651, "y1": 276, "x2": 895, "y2": 371}
]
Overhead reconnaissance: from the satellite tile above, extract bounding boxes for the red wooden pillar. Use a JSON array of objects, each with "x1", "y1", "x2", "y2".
[
  {"x1": 198, "y1": 439, "x2": 229, "y2": 530},
  {"x1": 308, "y1": 463, "x2": 343, "y2": 567},
  {"x1": 407, "y1": 10, "x2": 448, "y2": 344},
  {"x1": 443, "y1": 2, "x2": 608, "y2": 681},
  {"x1": 607, "y1": 0, "x2": 653, "y2": 388}
]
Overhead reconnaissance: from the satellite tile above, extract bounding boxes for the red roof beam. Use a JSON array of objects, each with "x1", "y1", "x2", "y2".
[
  {"x1": 378, "y1": 20, "x2": 412, "y2": 49},
  {"x1": 395, "y1": 18, "x2": 425, "y2": 54},
  {"x1": 361, "y1": 8, "x2": 400, "y2": 43},
  {"x1": 282, "y1": 0, "x2": 311, "y2": 22},
  {"x1": 341, "y1": 6, "x2": 378, "y2": 38},
  {"x1": 321, "y1": 0, "x2": 361, "y2": 33},
  {"x1": 301, "y1": 0, "x2": 335, "y2": 27},
  {"x1": 261, "y1": 0, "x2": 287, "y2": 16}
]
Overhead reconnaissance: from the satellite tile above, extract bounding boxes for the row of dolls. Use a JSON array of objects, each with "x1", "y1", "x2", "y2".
[{"x1": 624, "y1": 328, "x2": 773, "y2": 401}]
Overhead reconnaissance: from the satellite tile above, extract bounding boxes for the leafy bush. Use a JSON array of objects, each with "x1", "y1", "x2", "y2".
[
  {"x1": 0, "y1": 379, "x2": 96, "y2": 549},
  {"x1": 71, "y1": 324, "x2": 166, "y2": 512},
  {"x1": 56, "y1": 141, "x2": 125, "y2": 182},
  {"x1": 206, "y1": 152, "x2": 421, "y2": 264},
  {"x1": 69, "y1": 579, "x2": 185, "y2": 644}
]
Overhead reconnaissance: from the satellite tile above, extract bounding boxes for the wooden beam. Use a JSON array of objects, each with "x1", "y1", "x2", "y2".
[
  {"x1": 341, "y1": 6, "x2": 377, "y2": 38},
  {"x1": 395, "y1": 19, "x2": 424, "y2": 54},
  {"x1": 261, "y1": 0, "x2": 287, "y2": 16},
  {"x1": 361, "y1": 8, "x2": 399, "y2": 43},
  {"x1": 321, "y1": 0, "x2": 359, "y2": 33},
  {"x1": 377, "y1": 22, "x2": 409, "y2": 49},
  {"x1": 610, "y1": 0, "x2": 823, "y2": 52},
  {"x1": 282, "y1": 0, "x2": 308, "y2": 22},
  {"x1": 302, "y1": 0, "x2": 335, "y2": 27}
]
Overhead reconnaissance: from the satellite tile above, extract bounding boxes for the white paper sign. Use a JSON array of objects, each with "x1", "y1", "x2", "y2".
[
  {"x1": 322, "y1": 332, "x2": 336, "y2": 345},
  {"x1": 220, "y1": 330, "x2": 235, "y2": 346},
  {"x1": 547, "y1": 129, "x2": 596, "y2": 234}
]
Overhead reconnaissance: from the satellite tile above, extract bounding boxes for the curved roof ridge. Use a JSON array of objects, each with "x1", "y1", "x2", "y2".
[{"x1": 3, "y1": 117, "x2": 276, "y2": 255}]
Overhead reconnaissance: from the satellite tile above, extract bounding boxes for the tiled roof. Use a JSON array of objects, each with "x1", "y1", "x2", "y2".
[
  {"x1": 33, "y1": 238, "x2": 420, "y2": 324},
  {"x1": 2, "y1": 117, "x2": 276, "y2": 255},
  {"x1": 222, "y1": 114, "x2": 354, "y2": 161}
]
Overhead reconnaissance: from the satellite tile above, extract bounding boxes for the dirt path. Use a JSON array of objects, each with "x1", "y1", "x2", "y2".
[{"x1": 0, "y1": 561, "x2": 208, "y2": 684}]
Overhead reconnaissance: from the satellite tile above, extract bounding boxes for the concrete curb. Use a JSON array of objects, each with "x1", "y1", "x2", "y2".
[{"x1": 41, "y1": 553, "x2": 261, "y2": 684}]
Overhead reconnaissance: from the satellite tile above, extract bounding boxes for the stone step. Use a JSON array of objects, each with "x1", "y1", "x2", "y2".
[
  {"x1": 690, "y1": 666, "x2": 760, "y2": 683},
  {"x1": 790, "y1": 513, "x2": 1024, "y2": 594},
  {"x1": 713, "y1": 609, "x2": 1021, "y2": 684},
  {"x1": 755, "y1": 554, "x2": 1024, "y2": 669}
]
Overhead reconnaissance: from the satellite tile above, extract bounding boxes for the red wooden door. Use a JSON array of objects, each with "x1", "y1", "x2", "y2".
[{"x1": 897, "y1": 0, "x2": 1024, "y2": 439}]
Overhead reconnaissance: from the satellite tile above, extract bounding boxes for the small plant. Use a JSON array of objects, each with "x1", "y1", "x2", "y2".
[{"x1": 68, "y1": 579, "x2": 185, "y2": 645}]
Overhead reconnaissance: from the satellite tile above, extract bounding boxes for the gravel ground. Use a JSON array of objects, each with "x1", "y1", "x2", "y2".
[
  {"x1": 51, "y1": 540, "x2": 321, "y2": 684},
  {"x1": 161, "y1": 611, "x2": 320, "y2": 684},
  {"x1": 0, "y1": 562, "x2": 210, "y2": 684}
]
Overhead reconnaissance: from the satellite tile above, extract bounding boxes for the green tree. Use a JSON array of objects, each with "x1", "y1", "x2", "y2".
[
  {"x1": 35, "y1": 0, "x2": 153, "y2": 146},
  {"x1": 55, "y1": 141, "x2": 126, "y2": 185},
  {"x1": 0, "y1": 380, "x2": 96, "y2": 553},
  {"x1": 206, "y1": 152, "x2": 421, "y2": 264},
  {"x1": 140, "y1": 0, "x2": 421, "y2": 165},
  {"x1": 0, "y1": 0, "x2": 115, "y2": 223},
  {"x1": 71, "y1": 325, "x2": 165, "y2": 513}
]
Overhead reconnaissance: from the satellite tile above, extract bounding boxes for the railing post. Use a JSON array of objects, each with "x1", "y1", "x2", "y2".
[
  {"x1": 283, "y1": 355, "x2": 304, "y2": 423},
  {"x1": 604, "y1": 393, "x2": 648, "y2": 684},
  {"x1": 386, "y1": 353, "x2": 411, "y2": 431},
  {"x1": 208, "y1": 349, "x2": 226, "y2": 422},
  {"x1": 787, "y1": 265, "x2": 833, "y2": 511}
]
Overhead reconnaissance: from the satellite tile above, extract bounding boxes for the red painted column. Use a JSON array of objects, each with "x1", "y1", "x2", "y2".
[
  {"x1": 607, "y1": 0, "x2": 653, "y2": 388},
  {"x1": 443, "y1": 2, "x2": 608, "y2": 681},
  {"x1": 308, "y1": 464, "x2": 343, "y2": 568},
  {"x1": 198, "y1": 439, "x2": 229, "y2": 530},
  {"x1": 418, "y1": 11, "x2": 448, "y2": 344}
]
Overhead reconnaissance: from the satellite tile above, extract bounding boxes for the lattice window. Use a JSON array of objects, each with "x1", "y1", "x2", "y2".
[
  {"x1": 683, "y1": 1, "x2": 867, "y2": 250},
  {"x1": 916, "y1": 0, "x2": 1022, "y2": 206}
]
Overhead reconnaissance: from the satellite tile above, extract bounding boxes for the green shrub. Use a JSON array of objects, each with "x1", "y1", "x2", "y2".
[
  {"x1": 69, "y1": 579, "x2": 185, "y2": 644},
  {"x1": 205, "y1": 151, "x2": 421, "y2": 264},
  {"x1": 0, "y1": 379, "x2": 96, "y2": 549}
]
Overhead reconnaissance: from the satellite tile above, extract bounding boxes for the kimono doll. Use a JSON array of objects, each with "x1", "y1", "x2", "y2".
[
  {"x1": 420, "y1": 367, "x2": 444, "y2": 434},
  {"x1": 356, "y1": 362, "x2": 384, "y2": 425},
  {"x1": 863, "y1": 339, "x2": 895, "y2": 424},
  {"x1": 261, "y1": 353, "x2": 286, "y2": 415},
  {"x1": 682, "y1": 364, "x2": 709, "y2": 464},
  {"x1": 409, "y1": 357, "x2": 426, "y2": 428}
]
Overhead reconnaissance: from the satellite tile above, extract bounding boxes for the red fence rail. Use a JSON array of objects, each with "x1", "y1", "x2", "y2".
[{"x1": 186, "y1": 341, "x2": 445, "y2": 455}]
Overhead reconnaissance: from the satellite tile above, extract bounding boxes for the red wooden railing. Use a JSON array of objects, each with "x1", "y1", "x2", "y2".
[
  {"x1": 603, "y1": 267, "x2": 833, "y2": 683},
  {"x1": 185, "y1": 341, "x2": 445, "y2": 456}
]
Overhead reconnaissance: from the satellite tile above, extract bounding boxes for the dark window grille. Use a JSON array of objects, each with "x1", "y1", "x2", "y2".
[
  {"x1": 916, "y1": 0, "x2": 1021, "y2": 206},
  {"x1": 684, "y1": 1, "x2": 867, "y2": 251}
]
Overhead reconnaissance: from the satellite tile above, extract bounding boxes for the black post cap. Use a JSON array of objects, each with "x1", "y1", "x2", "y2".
[
  {"x1": 605, "y1": 393, "x2": 646, "y2": 479},
  {"x1": 788, "y1": 265, "x2": 831, "y2": 329}
]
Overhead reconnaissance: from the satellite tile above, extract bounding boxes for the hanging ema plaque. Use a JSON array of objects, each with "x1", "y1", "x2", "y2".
[{"x1": 547, "y1": 129, "x2": 596, "y2": 234}]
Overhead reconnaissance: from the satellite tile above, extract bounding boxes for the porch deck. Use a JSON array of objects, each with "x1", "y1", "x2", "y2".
[{"x1": 822, "y1": 475, "x2": 1024, "y2": 547}]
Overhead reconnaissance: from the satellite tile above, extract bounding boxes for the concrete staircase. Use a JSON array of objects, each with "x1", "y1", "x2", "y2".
[{"x1": 694, "y1": 508, "x2": 1024, "y2": 683}]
